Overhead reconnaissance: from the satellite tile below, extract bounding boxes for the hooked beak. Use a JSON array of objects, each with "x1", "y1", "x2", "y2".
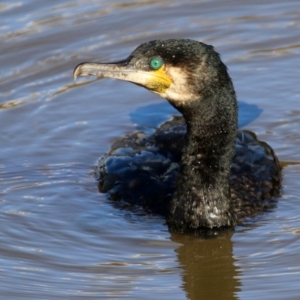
[{"x1": 73, "y1": 59, "x2": 172, "y2": 94}]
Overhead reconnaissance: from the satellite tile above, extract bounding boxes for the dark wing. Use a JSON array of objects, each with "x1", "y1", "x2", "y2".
[{"x1": 97, "y1": 116, "x2": 281, "y2": 219}]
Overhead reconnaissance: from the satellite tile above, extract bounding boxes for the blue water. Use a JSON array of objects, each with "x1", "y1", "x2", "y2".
[{"x1": 1, "y1": 0, "x2": 300, "y2": 299}]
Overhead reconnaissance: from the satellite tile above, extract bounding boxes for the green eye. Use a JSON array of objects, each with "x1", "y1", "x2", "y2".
[{"x1": 149, "y1": 56, "x2": 163, "y2": 70}]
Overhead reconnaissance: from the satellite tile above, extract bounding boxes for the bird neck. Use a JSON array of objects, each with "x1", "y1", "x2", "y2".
[{"x1": 168, "y1": 92, "x2": 238, "y2": 231}]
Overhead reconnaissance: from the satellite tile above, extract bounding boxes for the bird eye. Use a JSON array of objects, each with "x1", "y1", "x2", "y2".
[{"x1": 149, "y1": 56, "x2": 163, "y2": 70}]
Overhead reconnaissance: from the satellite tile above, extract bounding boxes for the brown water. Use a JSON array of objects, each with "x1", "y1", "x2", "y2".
[{"x1": 1, "y1": 0, "x2": 300, "y2": 299}]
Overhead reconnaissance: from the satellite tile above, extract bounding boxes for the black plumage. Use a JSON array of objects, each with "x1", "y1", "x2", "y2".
[{"x1": 74, "y1": 39, "x2": 281, "y2": 232}]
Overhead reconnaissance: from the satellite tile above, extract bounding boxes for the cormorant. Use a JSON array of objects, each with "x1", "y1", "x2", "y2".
[{"x1": 74, "y1": 39, "x2": 281, "y2": 232}]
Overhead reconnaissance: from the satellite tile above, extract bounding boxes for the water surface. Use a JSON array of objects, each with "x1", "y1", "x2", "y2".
[{"x1": 1, "y1": 0, "x2": 300, "y2": 299}]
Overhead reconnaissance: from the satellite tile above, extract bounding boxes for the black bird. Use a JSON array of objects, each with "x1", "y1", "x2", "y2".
[{"x1": 74, "y1": 39, "x2": 281, "y2": 232}]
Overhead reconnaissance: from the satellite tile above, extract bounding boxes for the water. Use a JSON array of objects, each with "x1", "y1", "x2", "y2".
[{"x1": 1, "y1": 0, "x2": 300, "y2": 299}]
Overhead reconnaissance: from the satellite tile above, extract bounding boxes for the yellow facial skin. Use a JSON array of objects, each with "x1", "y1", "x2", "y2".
[{"x1": 147, "y1": 66, "x2": 173, "y2": 94}]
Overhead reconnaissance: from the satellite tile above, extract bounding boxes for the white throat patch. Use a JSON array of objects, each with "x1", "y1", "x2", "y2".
[{"x1": 159, "y1": 66, "x2": 198, "y2": 105}]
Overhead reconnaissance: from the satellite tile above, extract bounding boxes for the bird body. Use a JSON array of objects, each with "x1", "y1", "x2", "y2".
[{"x1": 74, "y1": 39, "x2": 281, "y2": 232}]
